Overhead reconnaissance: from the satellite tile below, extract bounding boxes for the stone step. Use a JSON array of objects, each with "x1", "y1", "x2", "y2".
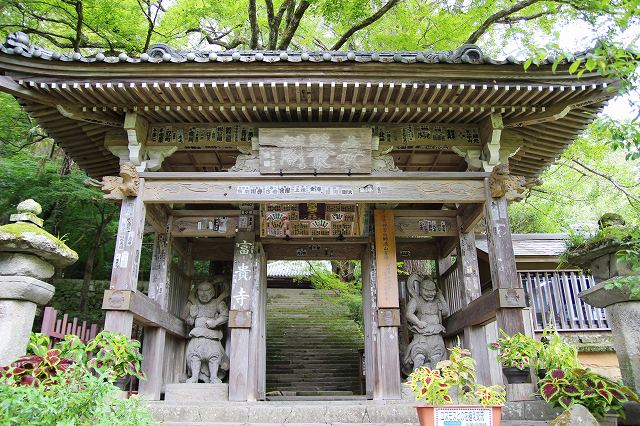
[{"x1": 149, "y1": 401, "x2": 556, "y2": 425}]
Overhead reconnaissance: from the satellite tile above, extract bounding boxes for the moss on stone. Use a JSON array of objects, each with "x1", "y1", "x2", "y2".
[{"x1": 0, "y1": 222, "x2": 78, "y2": 265}]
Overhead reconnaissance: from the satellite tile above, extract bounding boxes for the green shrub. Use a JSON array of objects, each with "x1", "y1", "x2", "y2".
[{"x1": 0, "y1": 332, "x2": 154, "y2": 426}]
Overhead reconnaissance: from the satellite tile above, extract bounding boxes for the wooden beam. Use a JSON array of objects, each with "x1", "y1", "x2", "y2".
[
  {"x1": 444, "y1": 288, "x2": 526, "y2": 336},
  {"x1": 395, "y1": 215, "x2": 458, "y2": 238},
  {"x1": 141, "y1": 173, "x2": 488, "y2": 204},
  {"x1": 395, "y1": 241, "x2": 438, "y2": 260},
  {"x1": 102, "y1": 290, "x2": 187, "y2": 338},
  {"x1": 263, "y1": 243, "x2": 365, "y2": 260}
]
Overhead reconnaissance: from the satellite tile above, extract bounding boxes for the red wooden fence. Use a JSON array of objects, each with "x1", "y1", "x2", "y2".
[{"x1": 40, "y1": 307, "x2": 102, "y2": 343}]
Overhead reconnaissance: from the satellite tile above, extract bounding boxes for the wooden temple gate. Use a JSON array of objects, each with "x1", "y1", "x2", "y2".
[
  {"x1": 98, "y1": 162, "x2": 527, "y2": 401},
  {"x1": 0, "y1": 34, "x2": 616, "y2": 402}
]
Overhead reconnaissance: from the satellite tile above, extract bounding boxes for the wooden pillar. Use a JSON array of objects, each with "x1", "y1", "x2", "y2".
[
  {"x1": 104, "y1": 179, "x2": 146, "y2": 337},
  {"x1": 361, "y1": 244, "x2": 379, "y2": 399},
  {"x1": 484, "y1": 179, "x2": 533, "y2": 399},
  {"x1": 228, "y1": 230, "x2": 256, "y2": 401},
  {"x1": 139, "y1": 221, "x2": 172, "y2": 400},
  {"x1": 483, "y1": 180, "x2": 525, "y2": 336},
  {"x1": 247, "y1": 243, "x2": 266, "y2": 401},
  {"x1": 372, "y1": 209, "x2": 401, "y2": 400},
  {"x1": 457, "y1": 215, "x2": 495, "y2": 385}
]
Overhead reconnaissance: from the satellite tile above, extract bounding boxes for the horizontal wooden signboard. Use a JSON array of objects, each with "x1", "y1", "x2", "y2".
[
  {"x1": 142, "y1": 175, "x2": 486, "y2": 204},
  {"x1": 395, "y1": 216, "x2": 458, "y2": 238},
  {"x1": 171, "y1": 216, "x2": 239, "y2": 237},
  {"x1": 259, "y1": 128, "x2": 372, "y2": 174},
  {"x1": 145, "y1": 123, "x2": 481, "y2": 150}
]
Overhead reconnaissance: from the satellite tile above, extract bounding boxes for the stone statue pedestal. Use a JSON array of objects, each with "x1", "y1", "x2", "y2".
[
  {"x1": 164, "y1": 383, "x2": 229, "y2": 402},
  {"x1": 0, "y1": 276, "x2": 54, "y2": 365}
]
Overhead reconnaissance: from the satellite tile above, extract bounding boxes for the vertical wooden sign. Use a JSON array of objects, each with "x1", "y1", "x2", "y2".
[
  {"x1": 110, "y1": 179, "x2": 146, "y2": 291},
  {"x1": 374, "y1": 209, "x2": 399, "y2": 308},
  {"x1": 229, "y1": 229, "x2": 256, "y2": 401},
  {"x1": 105, "y1": 180, "x2": 146, "y2": 337}
]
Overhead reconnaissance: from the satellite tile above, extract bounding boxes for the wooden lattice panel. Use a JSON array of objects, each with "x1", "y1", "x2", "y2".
[{"x1": 260, "y1": 203, "x2": 363, "y2": 238}]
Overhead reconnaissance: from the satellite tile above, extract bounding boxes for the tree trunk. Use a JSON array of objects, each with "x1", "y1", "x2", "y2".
[{"x1": 79, "y1": 213, "x2": 108, "y2": 313}]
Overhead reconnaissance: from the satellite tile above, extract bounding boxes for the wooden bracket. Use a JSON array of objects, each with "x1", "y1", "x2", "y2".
[
  {"x1": 479, "y1": 113, "x2": 503, "y2": 171},
  {"x1": 124, "y1": 112, "x2": 149, "y2": 166}
]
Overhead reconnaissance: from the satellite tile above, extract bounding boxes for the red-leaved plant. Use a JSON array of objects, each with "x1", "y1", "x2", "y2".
[
  {"x1": 0, "y1": 349, "x2": 76, "y2": 388},
  {"x1": 539, "y1": 368, "x2": 640, "y2": 419}
]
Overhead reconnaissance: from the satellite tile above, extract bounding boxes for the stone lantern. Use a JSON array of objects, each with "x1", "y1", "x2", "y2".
[{"x1": 0, "y1": 199, "x2": 78, "y2": 365}]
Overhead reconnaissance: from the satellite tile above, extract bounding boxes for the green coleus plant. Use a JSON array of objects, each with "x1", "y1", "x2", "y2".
[
  {"x1": 488, "y1": 330, "x2": 541, "y2": 371},
  {"x1": 539, "y1": 368, "x2": 640, "y2": 419},
  {"x1": 0, "y1": 349, "x2": 76, "y2": 387},
  {"x1": 536, "y1": 326, "x2": 580, "y2": 373},
  {"x1": 86, "y1": 331, "x2": 146, "y2": 382},
  {"x1": 406, "y1": 346, "x2": 506, "y2": 406}
]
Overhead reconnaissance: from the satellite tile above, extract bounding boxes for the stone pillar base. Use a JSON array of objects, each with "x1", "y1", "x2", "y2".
[
  {"x1": 607, "y1": 300, "x2": 640, "y2": 393},
  {"x1": 0, "y1": 299, "x2": 36, "y2": 365},
  {"x1": 164, "y1": 383, "x2": 229, "y2": 402},
  {"x1": 0, "y1": 276, "x2": 54, "y2": 366}
]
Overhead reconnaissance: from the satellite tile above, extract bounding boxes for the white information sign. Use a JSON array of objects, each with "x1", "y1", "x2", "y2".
[{"x1": 435, "y1": 407, "x2": 492, "y2": 426}]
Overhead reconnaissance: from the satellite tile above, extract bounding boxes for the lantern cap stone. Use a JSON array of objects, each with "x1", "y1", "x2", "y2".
[
  {"x1": 16, "y1": 199, "x2": 42, "y2": 215},
  {"x1": 10, "y1": 199, "x2": 44, "y2": 227}
]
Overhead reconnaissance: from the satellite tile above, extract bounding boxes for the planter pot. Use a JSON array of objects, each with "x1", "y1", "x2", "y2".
[
  {"x1": 416, "y1": 405, "x2": 502, "y2": 426},
  {"x1": 502, "y1": 367, "x2": 531, "y2": 384}
]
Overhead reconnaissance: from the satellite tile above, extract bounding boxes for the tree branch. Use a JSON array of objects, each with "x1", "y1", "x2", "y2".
[
  {"x1": 330, "y1": 0, "x2": 402, "y2": 51},
  {"x1": 497, "y1": 9, "x2": 556, "y2": 23},
  {"x1": 465, "y1": 0, "x2": 542, "y2": 44},
  {"x1": 248, "y1": 0, "x2": 260, "y2": 49},
  {"x1": 265, "y1": 0, "x2": 292, "y2": 50},
  {"x1": 277, "y1": 0, "x2": 310, "y2": 50},
  {"x1": 571, "y1": 157, "x2": 640, "y2": 209}
]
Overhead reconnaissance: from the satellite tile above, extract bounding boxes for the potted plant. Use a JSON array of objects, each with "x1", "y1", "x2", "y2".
[
  {"x1": 86, "y1": 331, "x2": 146, "y2": 390},
  {"x1": 535, "y1": 326, "x2": 580, "y2": 381},
  {"x1": 538, "y1": 367, "x2": 640, "y2": 425},
  {"x1": 406, "y1": 346, "x2": 506, "y2": 426},
  {"x1": 488, "y1": 330, "x2": 540, "y2": 383}
]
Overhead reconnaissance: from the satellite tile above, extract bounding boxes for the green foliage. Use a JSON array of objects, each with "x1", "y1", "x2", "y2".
[
  {"x1": 604, "y1": 275, "x2": 640, "y2": 299},
  {"x1": 302, "y1": 261, "x2": 363, "y2": 336},
  {"x1": 509, "y1": 120, "x2": 640, "y2": 233},
  {"x1": 595, "y1": 117, "x2": 640, "y2": 161},
  {"x1": 538, "y1": 368, "x2": 640, "y2": 419},
  {"x1": 537, "y1": 327, "x2": 580, "y2": 372},
  {"x1": 406, "y1": 345, "x2": 506, "y2": 406},
  {"x1": 86, "y1": 331, "x2": 146, "y2": 381},
  {"x1": 0, "y1": 368, "x2": 154, "y2": 425},
  {"x1": 0, "y1": 332, "x2": 153, "y2": 425},
  {"x1": 488, "y1": 330, "x2": 541, "y2": 371}
]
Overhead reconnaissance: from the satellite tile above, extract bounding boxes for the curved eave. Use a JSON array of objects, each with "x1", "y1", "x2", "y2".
[{"x1": 0, "y1": 53, "x2": 618, "y2": 179}]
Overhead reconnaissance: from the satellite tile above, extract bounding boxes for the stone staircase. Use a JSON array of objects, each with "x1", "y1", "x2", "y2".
[{"x1": 266, "y1": 288, "x2": 364, "y2": 396}]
